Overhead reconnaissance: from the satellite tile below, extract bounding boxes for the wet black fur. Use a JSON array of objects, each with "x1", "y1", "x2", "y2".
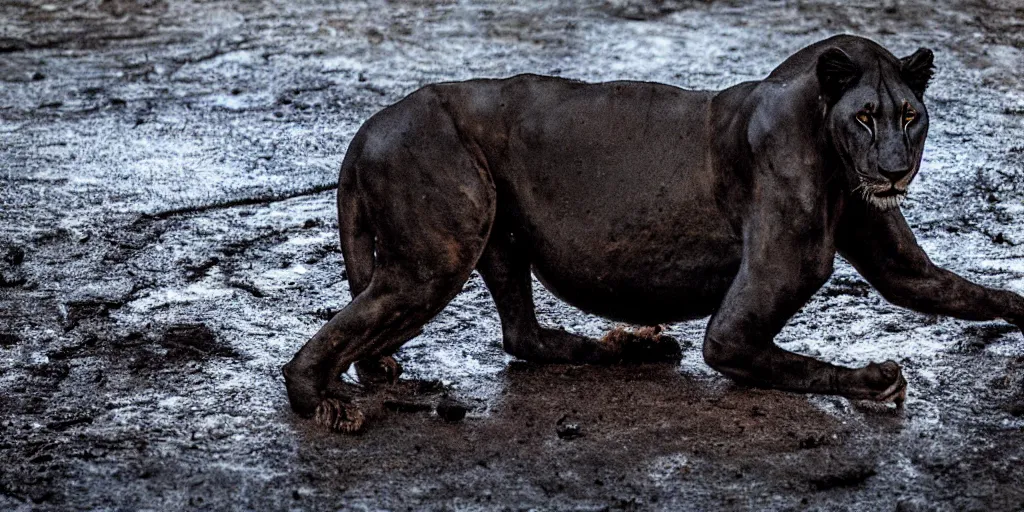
[{"x1": 283, "y1": 35, "x2": 1024, "y2": 419}]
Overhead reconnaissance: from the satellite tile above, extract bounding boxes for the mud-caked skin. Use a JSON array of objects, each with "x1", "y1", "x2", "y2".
[{"x1": 282, "y1": 35, "x2": 1024, "y2": 427}]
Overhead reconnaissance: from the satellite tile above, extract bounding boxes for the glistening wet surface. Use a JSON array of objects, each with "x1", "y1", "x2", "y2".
[{"x1": 2, "y1": 0, "x2": 1024, "y2": 509}]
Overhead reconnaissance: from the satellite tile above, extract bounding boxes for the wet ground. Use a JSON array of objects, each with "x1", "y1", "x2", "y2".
[{"x1": 2, "y1": 0, "x2": 1024, "y2": 509}]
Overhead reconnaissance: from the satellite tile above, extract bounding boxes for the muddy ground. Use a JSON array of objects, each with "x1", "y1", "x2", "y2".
[{"x1": 2, "y1": 0, "x2": 1024, "y2": 510}]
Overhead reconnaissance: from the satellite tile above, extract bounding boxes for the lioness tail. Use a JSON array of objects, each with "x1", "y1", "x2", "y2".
[{"x1": 337, "y1": 149, "x2": 375, "y2": 300}]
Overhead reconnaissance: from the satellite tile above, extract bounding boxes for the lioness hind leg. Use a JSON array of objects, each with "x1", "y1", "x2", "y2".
[
  {"x1": 477, "y1": 229, "x2": 680, "y2": 364},
  {"x1": 283, "y1": 272, "x2": 470, "y2": 418},
  {"x1": 284, "y1": 97, "x2": 497, "y2": 429},
  {"x1": 285, "y1": 226, "x2": 491, "y2": 430}
]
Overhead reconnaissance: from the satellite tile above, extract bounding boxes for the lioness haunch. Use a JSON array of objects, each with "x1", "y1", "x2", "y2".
[{"x1": 283, "y1": 35, "x2": 1024, "y2": 432}]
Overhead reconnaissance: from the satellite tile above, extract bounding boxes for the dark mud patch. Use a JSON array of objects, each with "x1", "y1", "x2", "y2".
[
  {"x1": 46, "y1": 415, "x2": 95, "y2": 432},
  {"x1": 57, "y1": 278, "x2": 154, "y2": 331},
  {"x1": 182, "y1": 256, "x2": 219, "y2": 282},
  {"x1": 216, "y1": 229, "x2": 291, "y2": 258},
  {"x1": 382, "y1": 398, "x2": 434, "y2": 413},
  {"x1": 225, "y1": 278, "x2": 266, "y2": 298},
  {"x1": 3, "y1": 0, "x2": 1024, "y2": 509},
  {"x1": 343, "y1": 378, "x2": 455, "y2": 423},
  {"x1": 0, "y1": 332, "x2": 20, "y2": 347},
  {"x1": 35, "y1": 322, "x2": 246, "y2": 380},
  {"x1": 60, "y1": 294, "x2": 129, "y2": 330},
  {"x1": 436, "y1": 396, "x2": 470, "y2": 423},
  {"x1": 45, "y1": 333, "x2": 98, "y2": 361},
  {"x1": 958, "y1": 322, "x2": 1019, "y2": 351},
  {"x1": 0, "y1": 269, "x2": 27, "y2": 288},
  {"x1": 808, "y1": 464, "x2": 877, "y2": 490},
  {"x1": 820, "y1": 275, "x2": 872, "y2": 298},
  {"x1": 148, "y1": 183, "x2": 335, "y2": 220},
  {"x1": 1002, "y1": 396, "x2": 1024, "y2": 417},
  {"x1": 159, "y1": 323, "x2": 239, "y2": 360}
]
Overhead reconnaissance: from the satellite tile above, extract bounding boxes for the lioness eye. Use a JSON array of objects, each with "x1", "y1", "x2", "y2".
[{"x1": 903, "y1": 108, "x2": 917, "y2": 125}]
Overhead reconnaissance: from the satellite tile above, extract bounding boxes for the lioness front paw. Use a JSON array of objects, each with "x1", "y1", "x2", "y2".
[{"x1": 844, "y1": 360, "x2": 907, "y2": 405}]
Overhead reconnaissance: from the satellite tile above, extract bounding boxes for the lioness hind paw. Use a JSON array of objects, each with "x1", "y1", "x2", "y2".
[
  {"x1": 314, "y1": 398, "x2": 366, "y2": 434},
  {"x1": 600, "y1": 325, "x2": 682, "y2": 364},
  {"x1": 355, "y1": 356, "x2": 403, "y2": 386}
]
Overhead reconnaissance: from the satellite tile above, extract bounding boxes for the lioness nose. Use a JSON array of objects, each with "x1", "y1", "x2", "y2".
[{"x1": 879, "y1": 166, "x2": 912, "y2": 184}]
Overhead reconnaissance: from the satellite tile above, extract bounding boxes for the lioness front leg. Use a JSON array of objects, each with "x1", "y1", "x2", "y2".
[
  {"x1": 703, "y1": 226, "x2": 906, "y2": 402},
  {"x1": 838, "y1": 202, "x2": 1024, "y2": 331}
]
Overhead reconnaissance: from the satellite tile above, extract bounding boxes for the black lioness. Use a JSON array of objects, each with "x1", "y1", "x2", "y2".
[{"x1": 283, "y1": 35, "x2": 1024, "y2": 431}]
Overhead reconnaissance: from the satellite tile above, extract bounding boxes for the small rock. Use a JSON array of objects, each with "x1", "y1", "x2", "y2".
[
  {"x1": 436, "y1": 397, "x2": 468, "y2": 423},
  {"x1": 366, "y1": 28, "x2": 385, "y2": 45},
  {"x1": 0, "y1": 333, "x2": 19, "y2": 347},
  {"x1": 0, "y1": 270, "x2": 27, "y2": 288},
  {"x1": 556, "y1": 422, "x2": 583, "y2": 440},
  {"x1": 808, "y1": 465, "x2": 876, "y2": 490},
  {"x1": 3, "y1": 245, "x2": 24, "y2": 266}
]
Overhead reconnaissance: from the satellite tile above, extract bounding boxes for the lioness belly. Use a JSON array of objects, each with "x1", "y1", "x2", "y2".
[
  {"x1": 517, "y1": 173, "x2": 742, "y2": 324},
  {"x1": 529, "y1": 235, "x2": 741, "y2": 325},
  {"x1": 478, "y1": 76, "x2": 741, "y2": 324}
]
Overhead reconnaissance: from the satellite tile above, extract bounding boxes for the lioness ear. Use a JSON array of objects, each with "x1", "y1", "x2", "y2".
[
  {"x1": 900, "y1": 47, "x2": 934, "y2": 101},
  {"x1": 816, "y1": 48, "x2": 861, "y2": 102}
]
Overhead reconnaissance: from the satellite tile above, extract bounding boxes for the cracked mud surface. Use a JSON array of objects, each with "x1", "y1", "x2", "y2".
[{"x1": 2, "y1": 0, "x2": 1024, "y2": 509}]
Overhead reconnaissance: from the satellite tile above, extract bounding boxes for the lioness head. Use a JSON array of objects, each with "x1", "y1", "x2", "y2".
[{"x1": 817, "y1": 44, "x2": 935, "y2": 210}]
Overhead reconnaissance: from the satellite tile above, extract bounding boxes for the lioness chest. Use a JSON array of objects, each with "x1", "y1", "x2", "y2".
[{"x1": 439, "y1": 75, "x2": 744, "y2": 324}]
